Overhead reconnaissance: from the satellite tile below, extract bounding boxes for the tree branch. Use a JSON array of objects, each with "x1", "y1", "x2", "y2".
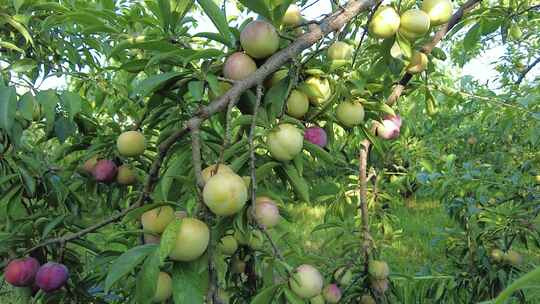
[{"x1": 516, "y1": 56, "x2": 540, "y2": 85}]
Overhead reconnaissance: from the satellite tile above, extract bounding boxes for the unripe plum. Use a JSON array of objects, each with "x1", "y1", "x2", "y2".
[
  {"x1": 323, "y1": 284, "x2": 342, "y2": 303},
  {"x1": 421, "y1": 0, "x2": 453, "y2": 26},
  {"x1": 376, "y1": 115, "x2": 401, "y2": 140},
  {"x1": 399, "y1": 9, "x2": 431, "y2": 40},
  {"x1": 304, "y1": 127, "x2": 327, "y2": 148},
  {"x1": 406, "y1": 51, "x2": 429, "y2": 74},
  {"x1": 92, "y1": 160, "x2": 118, "y2": 183},
  {"x1": 333, "y1": 267, "x2": 353, "y2": 286},
  {"x1": 467, "y1": 136, "x2": 477, "y2": 145},
  {"x1": 253, "y1": 196, "x2": 280, "y2": 228},
  {"x1": 286, "y1": 89, "x2": 309, "y2": 119},
  {"x1": 82, "y1": 156, "x2": 98, "y2": 174},
  {"x1": 368, "y1": 260, "x2": 390, "y2": 280},
  {"x1": 117, "y1": 130, "x2": 146, "y2": 157},
  {"x1": 336, "y1": 100, "x2": 365, "y2": 127},
  {"x1": 509, "y1": 23, "x2": 523, "y2": 40},
  {"x1": 4, "y1": 257, "x2": 40, "y2": 287},
  {"x1": 218, "y1": 235, "x2": 238, "y2": 255},
  {"x1": 209, "y1": 81, "x2": 232, "y2": 100},
  {"x1": 370, "y1": 277, "x2": 389, "y2": 294},
  {"x1": 300, "y1": 77, "x2": 332, "y2": 106},
  {"x1": 223, "y1": 52, "x2": 257, "y2": 81},
  {"x1": 169, "y1": 218, "x2": 210, "y2": 261},
  {"x1": 202, "y1": 164, "x2": 234, "y2": 183},
  {"x1": 247, "y1": 230, "x2": 265, "y2": 250},
  {"x1": 240, "y1": 20, "x2": 280, "y2": 59},
  {"x1": 359, "y1": 294, "x2": 376, "y2": 304},
  {"x1": 327, "y1": 41, "x2": 353, "y2": 61},
  {"x1": 35, "y1": 262, "x2": 69, "y2": 293},
  {"x1": 153, "y1": 272, "x2": 172, "y2": 303},
  {"x1": 504, "y1": 250, "x2": 523, "y2": 266},
  {"x1": 116, "y1": 164, "x2": 137, "y2": 185},
  {"x1": 203, "y1": 172, "x2": 248, "y2": 216},
  {"x1": 309, "y1": 294, "x2": 325, "y2": 304},
  {"x1": 234, "y1": 230, "x2": 249, "y2": 246},
  {"x1": 267, "y1": 123, "x2": 304, "y2": 161},
  {"x1": 141, "y1": 206, "x2": 175, "y2": 234},
  {"x1": 369, "y1": 6, "x2": 401, "y2": 39},
  {"x1": 490, "y1": 249, "x2": 504, "y2": 263},
  {"x1": 289, "y1": 264, "x2": 323, "y2": 299},
  {"x1": 283, "y1": 5, "x2": 302, "y2": 26}
]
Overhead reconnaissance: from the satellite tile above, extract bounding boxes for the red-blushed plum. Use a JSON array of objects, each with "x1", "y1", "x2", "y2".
[
  {"x1": 4, "y1": 257, "x2": 40, "y2": 287},
  {"x1": 35, "y1": 262, "x2": 69, "y2": 293}
]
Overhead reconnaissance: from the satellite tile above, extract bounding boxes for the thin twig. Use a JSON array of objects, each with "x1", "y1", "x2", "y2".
[{"x1": 516, "y1": 57, "x2": 540, "y2": 85}]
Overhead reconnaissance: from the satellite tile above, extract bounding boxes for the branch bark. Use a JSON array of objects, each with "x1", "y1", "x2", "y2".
[{"x1": 516, "y1": 56, "x2": 540, "y2": 85}]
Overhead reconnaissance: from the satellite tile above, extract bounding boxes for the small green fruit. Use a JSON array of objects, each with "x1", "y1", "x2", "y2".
[
  {"x1": 153, "y1": 272, "x2": 172, "y2": 303},
  {"x1": 201, "y1": 164, "x2": 234, "y2": 183},
  {"x1": 289, "y1": 264, "x2": 323, "y2": 299},
  {"x1": 117, "y1": 131, "x2": 146, "y2": 157},
  {"x1": 368, "y1": 260, "x2": 390, "y2": 280},
  {"x1": 141, "y1": 206, "x2": 175, "y2": 234},
  {"x1": 218, "y1": 235, "x2": 238, "y2": 255},
  {"x1": 299, "y1": 77, "x2": 332, "y2": 106},
  {"x1": 223, "y1": 52, "x2": 257, "y2": 81},
  {"x1": 283, "y1": 5, "x2": 302, "y2": 26},
  {"x1": 240, "y1": 20, "x2": 280, "y2": 59},
  {"x1": 399, "y1": 9, "x2": 431, "y2": 40},
  {"x1": 327, "y1": 41, "x2": 353, "y2": 61},
  {"x1": 267, "y1": 123, "x2": 304, "y2": 161},
  {"x1": 336, "y1": 100, "x2": 365, "y2": 127},
  {"x1": 369, "y1": 6, "x2": 401, "y2": 39},
  {"x1": 116, "y1": 164, "x2": 137, "y2": 185},
  {"x1": 286, "y1": 89, "x2": 309, "y2": 119},
  {"x1": 203, "y1": 172, "x2": 248, "y2": 216},
  {"x1": 421, "y1": 0, "x2": 453, "y2": 26},
  {"x1": 406, "y1": 51, "x2": 429, "y2": 74},
  {"x1": 490, "y1": 249, "x2": 504, "y2": 263},
  {"x1": 169, "y1": 218, "x2": 210, "y2": 261}
]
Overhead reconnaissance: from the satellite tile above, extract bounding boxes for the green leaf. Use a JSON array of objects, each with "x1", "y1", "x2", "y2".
[
  {"x1": 10, "y1": 58, "x2": 36, "y2": 73},
  {"x1": 158, "y1": 218, "x2": 182, "y2": 264},
  {"x1": 303, "y1": 141, "x2": 335, "y2": 164},
  {"x1": 196, "y1": 0, "x2": 236, "y2": 48},
  {"x1": 41, "y1": 215, "x2": 65, "y2": 239},
  {"x1": 0, "y1": 13, "x2": 33, "y2": 46},
  {"x1": 61, "y1": 91, "x2": 82, "y2": 121},
  {"x1": 135, "y1": 72, "x2": 184, "y2": 98},
  {"x1": 0, "y1": 41, "x2": 25, "y2": 53},
  {"x1": 105, "y1": 244, "x2": 158, "y2": 292},
  {"x1": 255, "y1": 161, "x2": 280, "y2": 181},
  {"x1": 396, "y1": 33, "x2": 412, "y2": 59},
  {"x1": 283, "y1": 163, "x2": 310, "y2": 202},
  {"x1": 237, "y1": 0, "x2": 272, "y2": 22},
  {"x1": 188, "y1": 80, "x2": 204, "y2": 101},
  {"x1": 54, "y1": 117, "x2": 76, "y2": 143},
  {"x1": 136, "y1": 248, "x2": 161, "y2": 304},
  {"x1": 18, "y1": 92, "x2": 35, "y2": 121},
  {"x1": 463, "y1": 22, "x2": 482, "y2": 51},
  {"x1": 18, "y1": 166, "x2": 35, "y2": 197},
  {"x1": 265, "y1": 76, "x2": 290, "y2": 120},
  {"x1": 251, "y1": 284, "x2": 282, "y2": 304},
  {"x1": 36, "y1": 90, "x2": 59, "y2": 132},
  {"x1": 109, "y1": 38, "x2": 178, "y2": 59},
  {"x1": 172, "y1": 256, "x2": 208, "y2": 304},
  {"x1": 0, "y1": 85, "x2": 17, "y2": 133},
  {"x1": 283, "y1": 287, "x2": 304, "y2": 304}
]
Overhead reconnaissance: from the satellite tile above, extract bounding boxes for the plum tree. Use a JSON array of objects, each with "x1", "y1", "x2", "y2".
[
  {"x1": 406, "y1": 51, "x2": 429, "y2": 74},
  {"x1": 141, "y1": 206, "x2": 175, "y2": 234},
  {"x1": 169, "y1": 218, "x2": 210, "y2": 261},
  {"x1": 223, "y1": 52, "x2": 257, "y2": 80},
  {"x1": 369, "y1": 6, "x2": 401, "y2": 39},
  {"x1": 289, "y1": 264, "x2": 323, "y2": 299},
  {"x1": 4, "y1": 257, "x2": 40, "y2": 287},
  {"x1": 240, "y1": 20, "x2": 280, "y2": 59},
  {"x1": 117, "y1": 131, "x2": 146, "y2": 157},
  {"x1": 253, "y1": 196, "x2": 280, "y2": 228},
  {"x1": 266, "y1": 123, "x2": 304, "y2": 161},
  {"x1": 116, "y1": 164, "x2": 137, "y2": 185},
  {"x1": 203, "y1": 172, "x2": 248, "y2": 216},
  {"x1": 323, "y1": 284, "x2": 342, "y2": 303},
  {"x1": 336, "y1": 100, "x2": 365, "y2": 127},
  {"x1": 92, "y1": 160, "x2": 118, "y2": 183},
  {"x1": 283, "y1": 5, "x2": 302, "y2": 26},
  {"x1": 153, "y1": 272, "x2": 172, "y2": 303},
  {"x1": 218, "y1": 235, "x2": 238, "y2": 255},
  {"x1": 201, "y1": 164, "x2": 234, "y2": 183},
  {"x1": 421, "y1": 0, "x2": 453, "y2": 26},
  {"x1": 286, "y1": 89, "x2": 309, "y2": 119},
  {"x1": 35, "y1": 262, "x2": 69, "y2": 293},
  {"x1": 304, "y1": 127, "x2": 328, "y2": 147},
  {"x1": 300, "y1": 77, "x2": 332, "y2": 106},
  {"x1": 399, "y1": 9, "x2": 431, "y2": 40}
]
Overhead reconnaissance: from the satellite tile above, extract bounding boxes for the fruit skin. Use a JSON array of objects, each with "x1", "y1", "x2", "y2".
[
  {"x1": 399, "y1": 9, "x2": 431, "y2": 40},
  {"x1": 370, "y1": 278, "x2": 389, "y2": 294},
  {"x1": 202, "y1": 164, "x2": 234, "y2": 183},
  {"x1": 209, "y1": 81, "x2": 232, "y2": 100},
  {"x1": 509, "y1": 23, "x2": 523, "y2": 40},
  {"x1": 218, "y1": 235, "x2": 238, "y2": 255},
  {"x1": 4, "y1": 257, "x2": 40, "y2": 287},
  {"x1": 153, "y1": 272, "x2": 172, "y2": 303},
  {"x1": 359, "y1": 294, "x2": 376, "y2": 304},
  {"x1": 289, "y1": 264, "x2": 324, "y2": 299},
  {"x1": 286, "y1": 89, "x2": 310, "y2": 119},
  {"x1": 82, "y1": 156, "x2": 98, "y2": 174},
  {"x1": 421, "y1": 0, "x2": 453, "y2": 26},
  {"x1": 267, "y1": 123, "x2": 304, "y2": 161},
  {"x1": 300, "y1": 77, "x2": 332, "y2": 106},
  {"x1": 169, "y1": 218, "x2": 210, "y2": 261},
  {"x1": 369, "y1": 6, "x2": 401, "y2": 39},
  {"x1": 283, "y1": 4, "x2": 302, "y2": 26},
  {"x1": 35, "y1": 262, "x2": 69, "y2": 293},
  {"x1": 203, "y1": 172, "x2": 248, "y2": 216},
  {"x1": 117, "y1": 131, "x2": 146, "y2": 157},
  {"x1": 116, "y1": 164, "x2": 137, "y2": 185},
  {"x1": 327, "y1": 41, "x2": 353, "y2": 61},
  {"x1": 336, "y1": 100, "x2": 365, "y2": 127},
  {"x1": 309, "y1": 294, "x2": 325, "y2": 304},
  {"x1": 368, "y1": 260, "x2": 390, "y2": 280},
  {"x1": 240, "y1": 20, "x2": 280, "y2": 59},
  {"x1": 304, "y1": 127, "x2": 328, "y2": 148},
  {"x1": 406, "y1": 51, "x2": 429, "y2": 74},
  {"x1": 223, "y1": 52, "x2": 257, "y2": 81},
  {"x1": 504, "y1": 250, "x2": 523, "y2": 266},
  {"x1": 253, "y1": 197, "x2": 280, "y2": 228},
  {"x1": 490, "y1": 249, "x2": 504, "y2": 263},
  {"x1": 92, "y1": 160, "x2": 118, "y2": 183},
  {"x1": 467, "y1": 136, "x2": 477, "y2": 145},
  {"x1": 535, "y1": 175, "x2": 540, "y2": 184},
  {"x1": 333, "y1": 267, "x2": 353, "y2": 286},
  {"x1": 376, "y1": 115, "x2": 402, "y2": 140},
  {"x1": 141, "y1": 206, "x2": 175, "y2": 234},
  {"x1": 323, "y1": 284, "x2": 342, "y2": 303}
]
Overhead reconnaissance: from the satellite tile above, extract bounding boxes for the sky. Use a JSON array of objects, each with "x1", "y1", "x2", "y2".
[{"x1": 33, "y1": 1, "x2": 538, "y2": 91}]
